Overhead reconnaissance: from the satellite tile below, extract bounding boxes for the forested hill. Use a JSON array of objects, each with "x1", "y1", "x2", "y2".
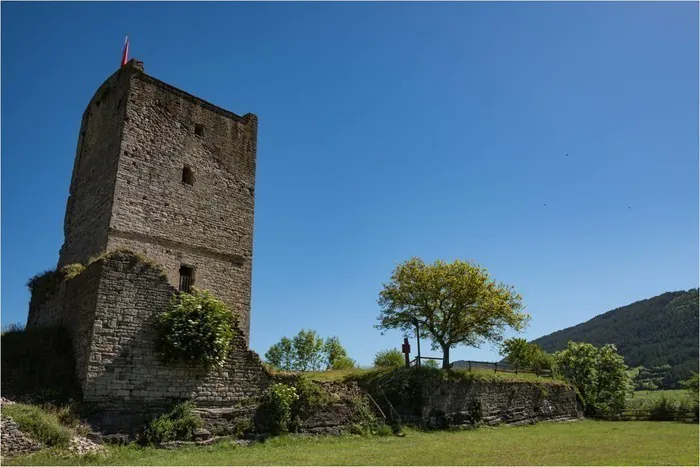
[{"x1": 531, "y1": 288, "x2": 699, "y2": 388}]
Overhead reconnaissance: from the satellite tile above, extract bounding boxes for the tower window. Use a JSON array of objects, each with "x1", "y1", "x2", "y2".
[
  {"x1": 182, "y1": 166, "x2": 195, "y2": 185},
  {"x1": 194, "y1": 124, "x2": 204, "y2": 137},
  {"x1": 179, "y1": 265, "x2": 194, "y2": 293}
]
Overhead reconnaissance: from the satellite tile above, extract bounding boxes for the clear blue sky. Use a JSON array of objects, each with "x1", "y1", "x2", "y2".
[{"x1": 2, "y1": 2, "x2": 698, "y2": 366}]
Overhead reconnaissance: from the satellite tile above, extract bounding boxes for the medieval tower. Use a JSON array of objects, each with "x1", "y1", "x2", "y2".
[
  {"x1": 57, "y1": 59, "x2": 257, "y2": 341},
  {"x1": 25, "y1": 60, "x2": 269, "y2": 429}
]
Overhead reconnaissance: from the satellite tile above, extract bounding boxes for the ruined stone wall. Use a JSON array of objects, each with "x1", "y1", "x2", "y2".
[
  {"x1": 55, "y1": 60, "x2": 257, "y2": 341},
  {"x1": 422, "y1": 380, "x2": 583, "y2": 427},
  {"x1": 359, "y1": 373, "x2": 583, "y2": 429},
  {"x1": 81, "y1": 252, "x2": 269, "y2": 410},
  {"x1": 27, "y1": 251, "x2": 270, "y2": 433},
  {"x1": 26, "y1": 262, "x2": 102, "y2": 387},
  {"x1": 107, "y1": 69, "x2": 257, "y2": 339}
]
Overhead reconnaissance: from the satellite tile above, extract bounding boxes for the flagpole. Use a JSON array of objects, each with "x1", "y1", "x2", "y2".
[{"x1": 121, "y1": 35, "x2": 129, "y2": 67}]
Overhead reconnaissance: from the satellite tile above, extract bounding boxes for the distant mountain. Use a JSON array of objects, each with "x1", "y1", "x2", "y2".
[{"x1": 531, "y1": 289, "x2": 699, "y2": 388}]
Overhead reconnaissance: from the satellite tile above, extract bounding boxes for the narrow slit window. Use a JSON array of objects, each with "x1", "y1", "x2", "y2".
[
  {"x1": 182, "y1": 166, "x2": 195, "y2": 185},
  {"x1": 179, "y1": 266, "x2": 194, "y2": 293},
  {"x1": 194, "y1": 124, "x2": 204, "y2": 137}
]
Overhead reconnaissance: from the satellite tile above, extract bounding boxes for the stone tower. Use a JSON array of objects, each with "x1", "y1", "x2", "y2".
[{"x1": 58, "y1": 59, "x2": 258, "y2": 341}]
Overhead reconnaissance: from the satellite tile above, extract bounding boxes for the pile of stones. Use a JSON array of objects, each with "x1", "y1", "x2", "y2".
[{"x1": 1, "y1": 413, "x2": 42, "y2": 459}]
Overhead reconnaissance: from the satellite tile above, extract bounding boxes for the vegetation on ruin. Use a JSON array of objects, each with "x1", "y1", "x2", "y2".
[
  {"x1": 139, "y1": 401, "x2": 204, "y2": 445},
  {"x1": 154, "y1": 288, "x2": 235, "y2": 368},
  {"x1": 86, "y1": 248, "x2": 166, "y2": 275},
  {"x1": 265, "y1": 329, "x2": 356, "y2": 371},
  {"x1": 26, "y1": 249, "x2": 167, "y2": 307},
  {"x1": 305, "y1": 366, "x2": 567, "y2": 384},
  {"x1": 1, "y1": 403, "x2": 73, "y2": 448},
  {"x1": 8, "y1": 421, "x2": 699, "y2": 466},
  {"x1": 26, "y1": 264, "x2": 85, "y2": 304},
  {"x1": 258, "y1": 383, "x2": 300, "y2": 435},
  {"x1": 532, "y1": 288, "x2": 699, "y2": 389},
  {"x1": 376, "y1": 258, "x2": 530, "y2": 369}
]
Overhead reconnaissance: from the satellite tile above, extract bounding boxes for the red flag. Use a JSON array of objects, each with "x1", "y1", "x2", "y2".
[{"x1": 121, "y1": 35, "x2": 129, "y2": 67}]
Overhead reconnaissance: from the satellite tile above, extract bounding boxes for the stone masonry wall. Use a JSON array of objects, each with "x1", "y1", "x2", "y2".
[
  {"x1": 27, "y1": 251, "x2": 271, "y2": 433},
  {"x1": 82, "y1": 252, "x2": 269, "y2": 419},
  {"x1": 55, "y1": 59, "x2": 257, "y2": 342},
  {"x1": 58, "y1": 65, "x2": 138, "y2": 267},
  {"x1": 364, "y1": 375, "x2": 583, "y2": 429},
  {"x1": 26, "y1": 262, "x2": 102, "y2": 388},
  {"x1": 108, "y1": 66, "x2": 257, "y2": 340}
]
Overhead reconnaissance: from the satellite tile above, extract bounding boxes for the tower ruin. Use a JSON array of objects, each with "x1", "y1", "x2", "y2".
[{"x1": 58, "y1": 59, "x2": 257, "y2": 340}]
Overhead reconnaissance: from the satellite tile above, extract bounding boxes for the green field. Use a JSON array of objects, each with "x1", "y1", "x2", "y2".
[
  {"x1": 8, "y1": 421, "x2": 699, "y2": 466},
  {"x1": 633, "y1": 389, "x2": 688, "y2": 401}
]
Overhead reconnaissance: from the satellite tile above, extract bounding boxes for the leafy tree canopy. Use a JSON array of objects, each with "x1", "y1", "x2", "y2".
[
  {"x1": 500, "y1": 337, "x2": 554, "y2": 372},
  {"x1": 373, "y1": 348, "x2": 405, "y2": 368},
  {"x1": 554, "y1": 341, "x2": 632, "y2": 414},
  {"x1": 376, "y1": 258, "x2": 530, "y2": 369},
  {"x1": 265, "y1": 330, "x2": 356, "y2": 371}
]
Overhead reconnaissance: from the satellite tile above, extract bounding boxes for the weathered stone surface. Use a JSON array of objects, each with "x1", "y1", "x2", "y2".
[
  {"x1": 371, "y1": 379, "x2": 583, "y2": 429},
  {"x1": 1, "y1": 414, "x2": 42, "y2": 459},
  {"x1": 27, "y1": 252, "x2": 271, "y2": 434},
  {"x1": 52, "y1": 58, "x2": 257, "y2": 342}
]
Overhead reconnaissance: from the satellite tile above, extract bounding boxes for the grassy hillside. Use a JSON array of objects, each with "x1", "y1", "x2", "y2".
[{"x1": 532, "y1": 288, "x2": 698, "y2": 389}]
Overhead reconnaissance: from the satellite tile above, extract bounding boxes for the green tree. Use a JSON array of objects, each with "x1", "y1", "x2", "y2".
[
  {"x1": 500, "y1": 338, "x2": 554, "y2": 373},
  {"x1": 265, "y1": 337, "x2": 294, "y2": 371},
  {"x1": 265, "y1": 330, "x2": 354, "y2": 371},
  {"x1": 292, "y1": 329, "x2": 325, "y2": 371},
  {"x1": 376, "y1": 258, "x2": 530, "y2": 369},
  {"x1": 554, "y1": 341, "x2": 631, "y2": 414},
  {"x1": 324, "y1": 337, "x2": 357, "y2": 370},
  {"x1": 681, "y1": 371, "x2": 699, "y2": 397},
  {"x1": 373, "y1": 348, "x2": 405, "y2": 368}
]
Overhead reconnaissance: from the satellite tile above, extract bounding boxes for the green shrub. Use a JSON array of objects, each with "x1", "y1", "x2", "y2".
[
  {"x1": 259, "y1": 383, "x2": 300, "y2": 435},
  {"x1": 140, "y1": 401, "x2": 203, "y2": 445},
  {"x1": 373, "y1": 349, "x2": 405, "y2": 369},
  {"x1": 1, "y1": 403, "x2": 73, "y2": 447},
  {"x1": 647, "y1": 395, "x2": 680, "y2": 421},
  {"x1": 1, "y1": 326, "x2": 79, "y2": 403},
  {"x1": 347, "y1": 395, "x2": 386, "y2": 436},
  {"x1": 154, "y1": 289, "x2": 235, "y2": 368}
]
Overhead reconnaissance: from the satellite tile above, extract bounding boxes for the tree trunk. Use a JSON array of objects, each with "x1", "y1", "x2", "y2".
[{"x1": 441, "y1": 344, "x2": 450, "y2": 370}]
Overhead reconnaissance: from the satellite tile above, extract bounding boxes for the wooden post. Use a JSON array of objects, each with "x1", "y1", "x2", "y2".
[
  {"x1": 468, "y1": 361, "x2": 472, "y2": 372},
  {"x1": 401, "y1": 338, "x2": 411, "y2": 369},
  {"x1": 494, "y1": 362, "x2": 498, "y2": 373}
]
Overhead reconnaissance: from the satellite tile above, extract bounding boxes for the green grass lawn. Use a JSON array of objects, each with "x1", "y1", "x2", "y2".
[{"x1": 8, "y1": 420, "x2": 699, "y2": 466}]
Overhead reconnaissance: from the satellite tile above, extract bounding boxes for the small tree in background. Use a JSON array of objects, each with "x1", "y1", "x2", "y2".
[
  {"x1": 373, "y1": 348, "x2": 405, "y2": 368},
  {"x1": 554, "y1": 341, "x2": 631, "y2": 414},
  {"x1": 265, "y1": 337, "x2": 294, "y2": 371},
  {"x1": 681, "y1": 371, "x2": 699, "y2": 397},
  {"x1": 292, "y1": 329, "x2": 325, "y2": 371},
  {"x1": 500, "y1": 337, "x2": 554, "y2": 373},
  {"x1": 376, "y1": 258, "x2": 530, "y2": 369},
  {"x1": 324, "y1": 337, "x2": 357, "y2": 369},
  {"x1": 265, "y1": 330, "x2": 354, "y2": 371}
]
